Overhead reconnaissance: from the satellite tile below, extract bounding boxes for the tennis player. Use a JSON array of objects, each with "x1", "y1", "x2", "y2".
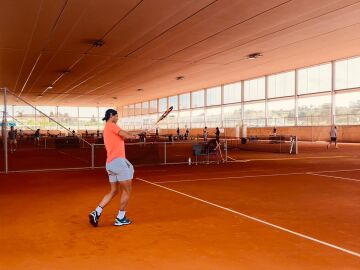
[
  {"x1": 327, "y1": 126, "x2": 338, "y2": 149},
  {"x1": 8, "y1": 126, "x2": 17, "y2": 153},
  {"x1": 89, "y1": 109, "x2": 139, "y2": 227}
]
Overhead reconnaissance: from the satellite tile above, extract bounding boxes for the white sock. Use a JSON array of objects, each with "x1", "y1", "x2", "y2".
[
  {"x1": 95, "y1": 206, "x2": 103, "y2": 215},
  {"x1": 117, "y1": 210, "x2": 126, "y2": 220}
]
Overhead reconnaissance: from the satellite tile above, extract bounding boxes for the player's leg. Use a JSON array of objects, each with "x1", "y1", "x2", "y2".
[
  {"x1": 89, "y1": 181, "x2": 118, "y2": 227},
  {"x1": 114, "y1": 180, "x2": 132, "y2": 226}
]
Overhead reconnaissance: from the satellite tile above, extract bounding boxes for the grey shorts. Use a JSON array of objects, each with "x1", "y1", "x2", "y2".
[{"x1": 106, "y1": 157, "x2": 134, "y2": 183}]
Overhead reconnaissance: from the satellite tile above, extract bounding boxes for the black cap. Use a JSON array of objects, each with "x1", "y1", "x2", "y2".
[{"x1": 102, "y1": 109, "x2": 118, "y2": 121}]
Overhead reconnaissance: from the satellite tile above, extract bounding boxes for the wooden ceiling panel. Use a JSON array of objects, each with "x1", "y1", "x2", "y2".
[
  {"x1": 92, "y1": 0, "x2": 215, "y2": 57},
  {"x1": 50, "y1": 0, "x2": 140, "y2": 55},
  {"x1": 0, "y1": 0, "x2": 43, "y2": 49},
  {"x1": 0, "y1": 49, "x2": 26, "y2": 89},
  {"x1": 128, "y1": 0, "x2": 287, "y2": 60},
  {"x1": 199, "y1": 3, "x2": 360, "y2": 64},
  {"x1": 166, "y1": 0, "x2": 360, "y2": 62},
  {"x1": 2, "y1": 1, "x2": 360, "y2": 106}
]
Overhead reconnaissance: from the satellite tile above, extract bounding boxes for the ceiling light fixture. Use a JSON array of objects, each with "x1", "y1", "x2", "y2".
[
  {"x1": 93, "y1": 39, "x2": 105, "y2": 47},
  {"x1": 62, "y1": 69, "x2": 71, "y2": 75},
  {"x1": 247, "y1": 52, "x2": 263, "y2": 60},
  {"x1": 176, "y1": 76, "x2": 185, "y2": 80},
  {"x1": 47, "y1": 85, "x2": 54, "y2": 90}
]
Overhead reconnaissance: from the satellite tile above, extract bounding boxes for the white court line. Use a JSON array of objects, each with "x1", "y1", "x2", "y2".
[
  {"x1": 153, "y1": 168, "x2": 360, "y2": 184},
  {"x1": 308, "y1": 168, "x2": 360, "y2": 174},
  {"x1": 307, "y1": 173, "x2": 360, "y2": 183},
  {"x1": 153, "y1": 172, "x2": 304, "y2": 184},
  {"x1": 137, "y1": 177, "x2": 360, "y2": 258},
  {"x1": 228, "y1": 155, "x2": 352, "y2": 162}
]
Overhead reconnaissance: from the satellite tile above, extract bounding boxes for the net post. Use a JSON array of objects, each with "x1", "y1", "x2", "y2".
[
  {"x1": 91, "y1": 144, "x2": 94, "y2": 168},
  {"x1": 164, "y1": 142, "x2": 167, "y2": 164},
  {"x1": 224, "y1": 140, "x2": 228, "y2": 162},
  {"x1": 3, "y1": 88, "x2": 8, "y2": 173}
]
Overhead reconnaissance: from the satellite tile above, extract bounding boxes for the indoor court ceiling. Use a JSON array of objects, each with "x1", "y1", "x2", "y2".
[{"x1": 2, "y1": 0, "x2": 360, "y2": 106}]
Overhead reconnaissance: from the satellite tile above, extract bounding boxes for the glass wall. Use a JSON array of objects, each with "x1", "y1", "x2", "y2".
[
  {"x1": 268, "y1": 71, "x2": 295, "y2": 98},
  {"x1": 298, "y1": 63, "x2": 331, "y2": 94},
  {"x1": 244, "y1": 77, "x2": 265, "y2": 101},
  {"x1": 335, "y1": 56, "x2": 360, "y2": 90},
  {"x1": 158, "y1": 98, "x2": 167, "y2": 112},
  {"x1": 168, "y1": 95, "x2": 178, "y2": 110},
  {"x1": 179, "y1": 93, "x2": 190, "y2": 110},
  {"x1": 191, "y1": 90, "x2": 205, "y2": 108},
  {"x1": 223, "y1": 82, "x2": 241, "y2": 104},
  {"x1": 115, "y1": 54, "x2": 360, "y2": 130},
  {"x1": 206, "y1": 86, "x2": 221, "y2": 106}
]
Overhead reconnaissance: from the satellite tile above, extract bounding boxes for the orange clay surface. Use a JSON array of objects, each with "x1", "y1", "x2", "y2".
[{"x1": 0, "y1": 142, "x2": 360, "y2": 269}]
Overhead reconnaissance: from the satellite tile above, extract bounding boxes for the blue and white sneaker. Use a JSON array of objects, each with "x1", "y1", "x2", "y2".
[
  {"x1": 114, "y1": 217, "x2": 131, "y2": 226},
  {"x1": 89, "y1": 211, "x2": 101, "y2": 227}
]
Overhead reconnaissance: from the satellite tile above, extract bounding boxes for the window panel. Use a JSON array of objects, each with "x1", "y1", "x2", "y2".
[
  {"x1": 244, "y1": 77, "x2": 265, "y2": 101},
  {"x1": 168, "y1": 95, "x2": 178, "y2": 110},
  {"x1": 206, "y1": 107, "x2": 222, "y2": 127},
  {"x1": 223, "y1": 82, "x2": 241, "y2": 104},
  {"x1": 335, "y1": 91, "x2": 360, "y2": 125},
  {"x1": 191, "y1": 90, "x2": 204, "y2": 108},
  {"x1": 243, "y1": 102, "x2": 265, "y2": 126},
  {"x1": 268, "y1": 71, "x2": 295, "y2": 98},
  {"x1": 223, "y1": 105, "x2": 241, "y2": 127},
  {"x1": 267, "y1": 98, "x2": 295, "y2": 126},
  {"x1": 178, "y1": 110, "x2": 190, "y2": 128},
  {"x1": 298, "y1": 63, "x2": 331, "y2": 94},
  {"x1": 297, "y1": 94, "x2": 331, "y2": 125},
  {"x1": 191, "y1": 109, "x2": 205, "y2": 127},
  {"x1": 134, "y1": 103, "x2": 141, "y2": 115},
  {"x1": 335, "y1": 56, "x2": 360, "y2": 90},
  {"x1": 142, "y1": 101, "x2": 149, "y2": 115},
  {"x1": 149, "y1": 100, "x2": 157, "y2": 113},
  {"x1": 179, "y1": 93, "x2": 190, "y2": 110},
  {"x1": 128, "y1": 104, "x2": 135, "y2": 116},
  {"x1": 206, "y1": 86, "x2": 221, "y2": 106},
  {"x1": 79, "y1": 107, "x2": 98, "y2": 118},
  {"x1": 158, "y1": 98, "x2": 167, "y2": 112}
]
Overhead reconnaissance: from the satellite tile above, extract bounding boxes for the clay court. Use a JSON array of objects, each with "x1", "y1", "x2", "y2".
[{"x1": 1, "y1": 1, "x2": 360, "y2": 269}]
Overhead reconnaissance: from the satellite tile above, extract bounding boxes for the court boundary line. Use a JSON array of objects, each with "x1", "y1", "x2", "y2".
[
  {"x1": 307, "y1": 173, "x2": 360, "y2": 182},
  {"x1": 137, "y1": 177, "x2": 360, "y2": 258},
  {"x1": 153, "y1": 172, "x2": 304, "y2": 184},
  {"x1": 153, "y1": 168, "x2": 360, "y2": 184},
  {"x1": 227, "y1": 155, "x2": 353, "y2": 162}
]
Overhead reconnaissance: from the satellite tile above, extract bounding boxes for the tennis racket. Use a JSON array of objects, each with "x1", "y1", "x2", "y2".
[{"x1": 140, "y1": 106, "x2": 173, "y2": 135}]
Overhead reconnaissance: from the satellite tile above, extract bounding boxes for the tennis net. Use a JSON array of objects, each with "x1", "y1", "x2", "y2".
[{"x1": 224, "y1": 135, "x2": 298, "y2": 154}]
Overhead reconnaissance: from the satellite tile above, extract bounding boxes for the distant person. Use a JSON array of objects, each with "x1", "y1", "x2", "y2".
[
  {"x1": 272, "y1": 127, "x2": 277, "y2": 136},
  {"x1": 85, "y1": 130, "x2": 88, "y2": 137},
  {"x1": 203, "y1": 126, "x2": 208, "y2": 141},
  {"x1": 97, "y1": 130, "x2": 100, "y2": 137},
  {"x1": 34, "y1": 129, "x2": 41, "y2": 146},
  {"x1": 176, "y1": 127, "x2": 180, "y2": 140},
  {"x1": 8, "y1": 126, "x2": 17, "y2": 153},
  {"x1": 19, "y1": 129, "x2": 24, "y2": 139},
  {"x1": 327, "y1": 126, "x2": 338, "y2": 149},
  {"x1": 215, "y1": 127, "x2": 220, "y2": 143},
  {"x1": 185, "y1": 128, "x2": 189, "y2": 140},
  {"x1": 155, "y1": 127, "x2": 159, "y2": 139},
  {"x1": 72, "y1": 130, "x2": 76, "y2": 136},
  {"x1": 89, "y1": 109, "x2": 139, "y2": 227}
]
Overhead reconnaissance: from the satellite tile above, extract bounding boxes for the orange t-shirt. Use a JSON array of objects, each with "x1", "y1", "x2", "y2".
[{"x1": 103, "y1": 122, "x2": 125, "y2": 163}]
